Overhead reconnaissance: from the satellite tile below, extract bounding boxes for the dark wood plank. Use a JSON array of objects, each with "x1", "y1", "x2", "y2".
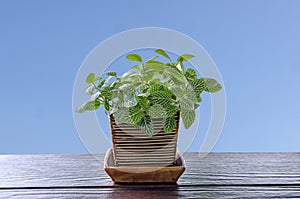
[
  {"x1": 1, "y1": 153, "x2": 300, "y2": 188},
  {"x1": 0, "y1": 153, "x2": 300, "y2": 198},
  {"x1": 1, "y1": 186, "x2": 300, "y2": 199}
]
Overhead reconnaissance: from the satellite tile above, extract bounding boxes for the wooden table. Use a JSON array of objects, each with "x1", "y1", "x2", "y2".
[{"x1": 0, "y1": 153, "x2": 299, "y2": 198}]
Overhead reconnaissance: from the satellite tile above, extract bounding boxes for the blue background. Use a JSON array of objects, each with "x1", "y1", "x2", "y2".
[{"x1": 1, "y1": 0, "x2": 300, "y2": 154}]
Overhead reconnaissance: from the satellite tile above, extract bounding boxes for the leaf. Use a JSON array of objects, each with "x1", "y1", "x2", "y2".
[
  {"x1": 85, "y1": 84, "x2": 95, "y2": 95},
  {"x1": 163, "y1": 117, "x2": 176, "y2": 133},
  {"x1": 175, "y1": 62, "x2": 184, "y2": 72},
  {"x1": 123, "y1": 94, "x2": 137, "y2": 108},
  {"x1": 97, "y1": 80, "x2": 106, "y2": 89},
  {"x1": 203, "y1": 78, "x2": 222, "y2": 93},
  {"x1": 105, "y1": 71, "x2": 117, "y2": 76},
  {"x1": 148, "y1": 78, "x2": 162, "y2": 84},
  {"x1": 131, "y1": 65, "x2": 140, "y2": 70},
  {"x1": 165, "y1": 68, "x2": 187, "y2": 84},
  {"x1": 148, "y1": 83, "x2": 164, "y2": 94},
  {"x1": 129, "y1": 106, "x2": 143, "y2": 124},
  {"x1": 141, "y1": 69, "x2": 155, "y2": 82},
  {"x1": 190, "y1": 78, "x2": 206, "y2": 94},
  {"x1": 75, "y1": 104, "x2": 86, "y2": 113},
  {"x1": 139, "y1": 84, "x2": 149, "y2": 93},
  {"x1": 138, "y1": 115, "x2": 154, "y2": 136},
  {"x1": 179, "y1": 97, "x2": 194, "y2": 110},
  {"x1": 196, "y1": 96, "x2": 202, "y2": 103},
  {"x1": 113, "y1": 108, "x2": 131, "y2": 124},
  {"x1": 104, "y1": 99, "x2": 110, "y2": 111},
  {"x1": 146, "y1": 56, "x2": 164, "y2": 64},
  {"x1": 143, "y1": 62, "x2": 167, "y2": 72},
  {"x1": 169, "y1": 86, "x2": 185, "y2": 99},
  {"x1": 136, "y1": 96, "x2": 149, "y2": 110},
  {"x1": 146, "y1": 56, "x2": 159, "y2": 63},
  {"x1": 126, "y1": 54, "x2": 142, "y2": 62},
  {"x1": 119, "y1": 83, "x2": 135, "y2": 92},
  {"x1": 185, "y1": 68, "x2": 197, "y2": 81},
  {"x1": 121, "y1": 71, "x2": 135, "y2": 78},
  {"x1": 181, "y1": 109, "x2": 195, "y2": 129},
  {"x1": 155, "y1": 49, "x2": 172, "y2": 62},
  {"x1": 86, "y1": 73, "x2": 101, "y2": 84},
  {"x1": 148, "y1": 91, "x2": 172, "y2": 106},
  {"x1": 185, "y1": 86, "x2": 198, "y2": 103},
  {"x1": 177, "y1": 54, "x2": 195, "y2": 62},
  {"x1": 165, "y1": 104, "x2": 178, "y2": 117},
  {"x1": 83, "y1": 100, "x2": 101, "y2": 111},
  {"x1": 109, "y1": 81, "x2": 117, "y2": 89},
  {"x1": 118, "y1": 83, "x2": 136, "y2": 95},
  {"x1": 149, "y1": 104, "x2": 167, "y2": 118},
  {"x1": 101, "y1": 86, "x2": 112, "y2": 100}
]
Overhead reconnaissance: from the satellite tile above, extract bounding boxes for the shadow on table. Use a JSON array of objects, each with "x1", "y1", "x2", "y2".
[{"x1": 103, "y1": 184, "x2": 184, "y2": 199}]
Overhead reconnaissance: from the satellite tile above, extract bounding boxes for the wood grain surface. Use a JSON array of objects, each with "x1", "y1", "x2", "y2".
[{"x1": 0, "y1": 153, "x2": 300, "y2": 198}]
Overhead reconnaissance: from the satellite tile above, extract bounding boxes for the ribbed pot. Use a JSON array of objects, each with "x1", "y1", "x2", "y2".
[{"x1": 109, "y1": 112, "x2": 180, "y2": 167}]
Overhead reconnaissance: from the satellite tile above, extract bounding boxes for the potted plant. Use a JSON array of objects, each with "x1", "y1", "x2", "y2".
[{"x1": 76, "y1": 49, "x2": 222, "y2": 182}]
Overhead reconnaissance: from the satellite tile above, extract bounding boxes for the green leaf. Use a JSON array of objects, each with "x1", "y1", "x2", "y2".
[
  {"x1": 175, "y1": 62, "x2": 184, "y2": 72},
  {"x1": 131, "y1": 65, "x2": 140, "y2": 70},
  {"x1": 105, "y1": 71, "x2": 117, "y2": 76},
  {"x1": 169, "y1": 86, "x2": 185, "y2": 99},
  {"x1": 75, "y1": 104, "x2": 86, "y2": 113},
  {"x1": 141, "y1": 69, "x2": 155, "y2": 82},
  {"x1": 143, "y1": 62, "x2": 167, "y2": 72},
  {"x1": 165, "y1": 104, "x2": 178, "y2": 117},
  {"x1": 148, "y1": 83, "x2": 164, "y2": 94},
  {"x1": 123, "y1": 94, "x2": 137, "y2": 108},
  {"x1": 139, "y1": 84, "x2": 149, "y2": 93},
  {"x1": 138, "y1": 115, "x2": 154, "y2": 136},
  {"x1": 165, "y1": 68, "x2": 187, "y2": 84},
  {"x1": 203, "y1": 78, "x2": 222, "y2": 93},
  {"x1": 86, "y1": 73, "x2": 101, "y2": 84},
  {"x1": 113, "y1": 108, "x2": 131, "y2": 124},
  {"x1": 85, "y1": 84, "x2": 95, "y2": 95},
  {"x1": 119, "y1": 83, "x2": 135, "y2": 95},
  {"x1": 148, "y1": 78, "x2": 162, "y2": 84},
  {"x1": 163, "y1": 117, "x2": 176, "y2": 133},
  {"x1": 121, "y1": 71, "x2": 135, "y2": 78},
  {"x1": 155, "y1": 49, "x2": 172, "y2": 62},
  {"x1": 185, "y1": 86, "x2": 198, "y2": 103},
  {"x1": 185, "y1": 68, "x2": 197, "y2": 81},
  {"x1": 149, "y1": 104, "x2": 167, "y2": 118},
  {"x1": 146, "y1": 56, "x2": 158, "y2": 63},
  {"x1": 129, "y1": 106, "x2": 143, "y2": 124},
  {"x1": 177, "y1": 54, "x2": 195, "y2": 62},
  {"x1": 83, "y1": 100, "x2": 101, "y2": 111},
  {"x1": 104, "y1": 99, "x2": 110, "y2": 111},
  {"x1": 181, "y1": 109, "x2": 195, "y2": 129},
  {"x1": 97, "y1": 80, "x2": 106, "y2": 89},
  {"x1": 146, "y1": 56, "x2": 164, "y2": 64},
  {"x1": 101, "y1": 86, "x2": 112, "y2": 100},
  {"x1": 191, "y1": 78, "x2": 206, "y2": 93},
  {"x1": 136, "y1": 96, "x2": 149, "y2": 110},
  {"x1": 179, "y1": 97, "x2": 194, "y2": 110},
  {"x1": 149, "y1": 91, "x2": 172, "y2": 106},
  {"x1": 126, "y1": 54, "x2": 142, "y2": 62}
]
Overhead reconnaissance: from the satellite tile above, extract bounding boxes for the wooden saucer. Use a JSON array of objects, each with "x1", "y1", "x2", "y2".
[{"x1": 104, "y1": 148, "x2": 185, "y2": 183}]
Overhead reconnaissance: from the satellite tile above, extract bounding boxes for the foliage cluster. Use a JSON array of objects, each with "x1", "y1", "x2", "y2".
[{"x1": 77, "y1": 49, "x2": 222, "y2": 136}]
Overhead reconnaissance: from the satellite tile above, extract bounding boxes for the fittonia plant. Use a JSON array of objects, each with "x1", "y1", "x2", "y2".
[{"x1": 76, "y1": 49, "x2": 222, "y2": 136}]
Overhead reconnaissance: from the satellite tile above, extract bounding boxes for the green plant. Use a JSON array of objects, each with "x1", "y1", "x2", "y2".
[{"x1": 76, "y1": 49, "x2": 222, "y2": 136}]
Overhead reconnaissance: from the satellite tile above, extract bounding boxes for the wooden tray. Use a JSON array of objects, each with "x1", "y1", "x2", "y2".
[{"x1": 104, "y1": 148, "x2": 185, "y2": 183}]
